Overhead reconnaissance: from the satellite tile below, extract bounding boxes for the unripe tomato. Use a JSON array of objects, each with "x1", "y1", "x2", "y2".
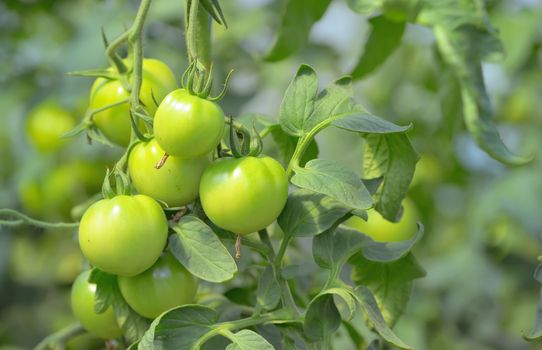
[
  {"x1": 118, "y1": 252, "x2": 198, "y2": 319},
  {"x1": 25, "y1": 102, "x2": 75, "y2": 153},
  {"x1": 344, "y1": 198, "x2": 419, "y2": 242},
  {"x1": 78, "y1": 195, "x2": 168, "y2": 276},
  {"x1": 199, "y1": 156, "x2": 288, "y2": 235},
  {"x1": 154, "y1": 89, "x2": 225, "y2": 158},
  {"x1": 89, "y1": 59, "x2": 177, "y2": 147},
  {"x1": 70, "y1": 270, "x2": 122, "y2": 339},
  {"x1": 128, "y1": 139, "x2": 209, "y2": 207}
]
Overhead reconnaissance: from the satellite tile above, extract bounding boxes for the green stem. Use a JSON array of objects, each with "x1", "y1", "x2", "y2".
[
  {"x1": 34, "y1": 323, "x2": 85, "y2": 350},
  {"x1": 0, "y1": 209, "x2": 79, "y2": 229},
  {"x1": 286, "y1": 119, "x2": 332, "y2": 178},
  {"x1": 186, "y1": 0, "x2": 212, "y2": 71}
]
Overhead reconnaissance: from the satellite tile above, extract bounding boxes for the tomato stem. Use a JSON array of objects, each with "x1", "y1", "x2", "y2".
[
  {"x1": 0, "y1": 209, "x2": 79, "y2": 229},
  {"x1": 34, "y1": 323, "x2": 85, "y2": 350}
]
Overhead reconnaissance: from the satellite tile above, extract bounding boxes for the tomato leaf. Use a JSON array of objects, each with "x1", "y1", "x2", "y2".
[
  {"x1": 363, "y1": 133, "x2": 419, "y2": 221},
  {"x1": 525, "y1": 264, "x2": 542, "y2": 340},
  {"x1": 256, "y1": 266, "x2": 281, "y2": 311},
  {"x1": 350, "y1": 15, "x2": 406, "y2": 80},
  {"x1": 350, "y1": 253, "x2": 425, "y2": 326},
  {"x1": 89, "y1": 268, "x2": 150, "y2": 342},
  {"x1": 277, "y1": 189, "x2": 351, "y2": 237},
  {"x1": 346, "y1": 0, "x2": 382, "y2": 14},
  {"x1": 264, "y1": 0, "x2": 332, "y2": 61},
  {"x1": 332, "y1": 111, "x2": 411, "y2": 134},
  {"x1": 312, "y1": 227, "x2": 367, "y2": 270},
  {"x1": 303, "y1": 293, "x2": 341, "y2": 341},
  {"x1": 224, "y1": 329, "x2": 275, "y2": 350},
  {"x1": 279, "y1": 65, "x2": 318, "y2": 137},
  {"x1": 291, "y1": 159, "x2": 372, "y2": 211},
  {"x1": 138, "y1": 305, "x2": 218, "y2": 350},
  {"x1": 353, "y1": 286, "x2": 412, "y2": 349},
  {"x1": 169, "y1": 216, "x2": 237, "y2": 283}
]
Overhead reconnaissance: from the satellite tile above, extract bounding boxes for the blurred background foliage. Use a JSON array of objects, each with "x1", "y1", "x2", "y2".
[{"x1": 0, "y1": 0, "x2": 541, "y2": 349}]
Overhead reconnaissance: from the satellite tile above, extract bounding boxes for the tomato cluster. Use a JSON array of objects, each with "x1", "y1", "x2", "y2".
[{"x1": 70, "y1": 59, "x2": 290, "y2": 338}]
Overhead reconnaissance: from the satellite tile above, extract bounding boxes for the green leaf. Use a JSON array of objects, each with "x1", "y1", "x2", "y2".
[
  {"x1": 264, "y1": 0, "x2": 332, "y2": 61},
  {"x1": 416, "y1": 0, "x2": 532, "y2": 165},
  {"x1": 256, "y1": 266, "x2": 281, "y2": 311},
  {"x1": 360, "y1": 223, "x2": 424, "y2": 262},
  {"x1": 279, "y1": 65, "x2": 318, "y2": 137},
  {"x1": 224, "y1": 287, "x2": 256, "y2": 307},
  {"x1": 303, "y1": 293, "x2": 341, "y2": 341},
  {"x1": 89, "y1": 268, "x2": 150, "y2": 343},
  {"x1": 525, "y1": 264, "x2": 542, "y2": 340},
  {"x1": 201, "y1": 0, "x2": 227, "y2": 27},
  {"x1": 225, "y1": 330, "x2": 275, "y2": 350},
  {"x1": 363, "y1": 133, "x2": 419, "y2": 221},
  {"x1": 169, "y1": 216, "x2": 237, "y2": 283},
  {"x1": 277, "y1": 189, "x2": 351, "y2": 237},
  {"x1": 267, "y1": 124, "x2": 319, "y2": 166},
  {"x1": 292, "y1": 159, "x2": 372, "y2": 210},
  {"x1": 350, "y1": 253, "x2": 425, "y2": 326},
  {"x1": 310, "y1": 77, "x2": 355, "y2": 129},
  {"x1": 312, "y1": 227, "x2": 368, "y2": 269},
  {"x1": 333, "y1": 111, "x2": 411, "y2": 134},
  {"x1": 351, "y1": 15, "x2": 405, "y2": 80},
  {"x1": 138, "y1": 305, "x2": 218, "y2": 350},
  {"x1": 354, "y1": 286, "x2": 411, "y2": 349}
]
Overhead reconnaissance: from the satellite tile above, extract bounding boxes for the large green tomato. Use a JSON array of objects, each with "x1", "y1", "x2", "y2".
[
  {"x1": 344, "y1": 198, "x2": 419, "y2": 242},
  {"x1": 25, "y1": 102, "x2": 75, "y2": 153},
  {"x1": 153, "y1": 89, "x2": 225, "y2": 158},
  {"x1": 128, "y1": 138, "x2": 209, "y2": 207},
  {"x1": 118, "y1": 252, "x2": 198, "y2": 319},
  {"x1": 89, "y1": 59, "x2": 177, "y2": 147},
  {"x1": 199, "y1": 156, "x2": 288, "y2": 235},
  {"x1": 71, "y1": 270, "x2": 122, "y2": 339},
  {"x1": 78, "y1": 195, "x2": 168, "y2": 276}
]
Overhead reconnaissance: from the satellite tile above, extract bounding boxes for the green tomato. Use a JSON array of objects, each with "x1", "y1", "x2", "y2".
[
  {"x1": 153, "y1": 89, "x2": 225, "y2": 158},
  {"x1": 89, "y1": 59, "x2": 177, "y2": 147},
  {"x1": 118, "y1": 252, "x2": 198, "y2": 319},
  {"x1": 128, "y1": 138, "x2": 209, "y2": 207},
  {"x1": 199, "y1": 156, "x2": 288, "y2": 235},
  {"x1": 70, "y1": 270, "x2": 122, "y2": 339},
  {"x1": 344, "y1": 198, "x2": 419, "y2": 242},
  {"x1": 78, "y1": 195, "x2": 168, "y2": 276},
  {"x1": 26, "y1": 102, "x2": 75, "y2": 153}
]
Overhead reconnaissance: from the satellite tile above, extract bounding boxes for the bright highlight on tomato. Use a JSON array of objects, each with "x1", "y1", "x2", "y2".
[
  {"x1": 118, "y1": 252, "x2": 198, "y2": 319},
  {"x1": 78, "y1": 195, "x2": 168, "y2": 276},
  {"x1": 345, "y1": 198, "x2": 419, "y2": 242},
  {"x1": 199, "y1": 156, "x2": 288, "y2": 235},
  {"x1": 153, "y1": 89, "x2": 225, "y2": 158},
  {"x1": 70, "y1": 270, "x2": 122, "y2": 339},
  {"x1": 26, "y1": 102, "x2": 75, "y2": 153},
  {"x1": 128, "y1": 138, "x2": 209, "y2": 207},
  {"x1": 89, "y1": 59, "x2": 177, "y2": 147}
]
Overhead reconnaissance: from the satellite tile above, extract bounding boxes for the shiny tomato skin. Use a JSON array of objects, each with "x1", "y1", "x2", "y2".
[
  {"x1": 118, "y1": 252, "x2": 198, "y2": 319},
  {"x1": 128, "y1": 139, "x2": 209, "y2": 207},
  {"x1": 153, "y1": 89, "x2": 225, "y2": 158},
  {"x1": 344, "y1": 198, "x2": 419, "y2": 242},
  {"x1": 89, "y1": 59, "x2": 177, "y2": 147},
  {"x1": 199, "y1": 156, "x2": 288, "y2": 235},
  {"x1": 70, "y1": 270, "x2": 122, "y2": 339},
  {"x1": 78, "y1": 195, "x2": 168, "y2": 276}
]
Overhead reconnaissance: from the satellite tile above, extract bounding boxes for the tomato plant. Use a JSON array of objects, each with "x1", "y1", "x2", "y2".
[
  {"x1": 70, "y1": 270, "x2": 122, "y2": 339},
  {"x1": 128, "y1": 138, "x2": 209, "y2": 207},
  {"x1": 153, "y1": 89, "x2": 225, "y2": 158},
  {"x1": 200, "y1": 156, "x2": 288, "y2": 235},
  {"x1": 118, "y1": 252, "x2": 198, "y2": 318},
  {"x1": 89, "y1": 59, "x2": 177, "y2": 147},
  {"x1": 1, "y1": 0, "x2": 539, "y2": 349},
  {"x1": 78, "y1": 195, "x2": 168, "y2": 276}
]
